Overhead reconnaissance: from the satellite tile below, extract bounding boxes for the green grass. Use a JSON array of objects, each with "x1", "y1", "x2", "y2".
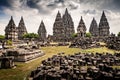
[
  {"x1": 0, "y1": 46, "x2": 119, "y2": 80},
  {"x1": 80, "y1": 47, "x2": 119, "y2": 54}
]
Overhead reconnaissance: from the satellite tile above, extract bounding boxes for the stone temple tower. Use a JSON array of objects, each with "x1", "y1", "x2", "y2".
[
  {"x1": 89, "y1": 18, "x2": 99, "y2": 37},
  {"x1": 62, "y1": 8, "x2": 75, "y2": 41},
  {"x1": 99, "y1": 11, "x2": 110, "y2": 37},
  {"x1": 53, "y1": 11, "x2": 65, "y2": 41},
  {"x1": 77, "y1": 16, "x2": 86, "y2": 38},
  {"x1": 38, "y1": 20, "x2": 47, "y2": 41},
  {"x1": 5, "y1": 16, "x2": 18, "y2": 41},
  {"x1": 18, "y1": 16, "x2": 27, "y2": 39}
]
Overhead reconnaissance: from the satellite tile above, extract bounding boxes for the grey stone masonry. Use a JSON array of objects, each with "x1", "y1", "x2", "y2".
[
  {"x1": 53, "y1": 11, "x2": 65, "y2": 41},
  {"x1": 5, "y1": 16, "x2": 18, "y2": 41},
  {"x1": 77, "y1": 16, "x2": 86, "y2": 38},
  {"x1": 38, "y1": 20, "x2": 47, "y2": 41},
  {"x1": 63, "y1": 8, "x2": 75, "y2": 41},
  {"x1": 99, "y1": 11, "x2": 110, "y2": 37},
  {"x1": 18, "y1": 16, "x2": 27, "y2": 39},
  {"x1": 89, "y1": 18, "x2": 99, "y2": 37}
]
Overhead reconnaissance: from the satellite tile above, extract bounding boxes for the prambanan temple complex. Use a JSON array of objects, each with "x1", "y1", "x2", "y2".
[
  {"x1": 0, "y1": 8, "x2": 120, "y2": 80},
  {"x1": 5, "y1": 8, "x2": 111, "y2": 42},
  {"x1": 4, "y1": 8, "x2": 120, "y2": 51}
]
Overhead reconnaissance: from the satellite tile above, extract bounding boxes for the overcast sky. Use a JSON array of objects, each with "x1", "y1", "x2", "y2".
[{"x1": 0, "y1": 0, "x2": 120, "y2": 35}]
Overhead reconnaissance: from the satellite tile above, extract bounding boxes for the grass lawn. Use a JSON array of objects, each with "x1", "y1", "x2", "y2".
[{"x1": 0, "y1": 46, "x2": 119, "y2": 80}]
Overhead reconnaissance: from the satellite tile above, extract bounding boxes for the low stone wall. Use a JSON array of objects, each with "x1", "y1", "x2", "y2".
[
  {"x1": 14, "y1": 51, "x2": 45, "y2": 62},
  {"x1": 69, "y1": 38, "x2": 100, "y2": 49},
  {"x1": 2, "y1": 49, "x2": 45, "y2": 62}
]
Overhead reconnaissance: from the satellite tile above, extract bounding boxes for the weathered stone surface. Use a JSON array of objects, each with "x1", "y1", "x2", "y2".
[
  {"x1": 38, "y1": 20, "x2": 47, "y2": 41},
  {"x1": 0, "y1": 57, "x2": 14, "y2": 69},
  {"x1": 18, "y1": 16, "x2": 27, "y2": 39},
  {"x1": 69, "y1": 38, "x2": 100, "y2": 49},
  {"x1": 53, "y1": 11, "x2": 65, "y2": 41},
  {"x1": 89, "y1": 18, "x2": 99, "y2": 37},
  {"x1": 5, "y1": 16, "x2": 18, "y2": 41},
  {"x1": 29, "y1": 52, "x2": 120, "y2": 80},
  {"x1": 106, "y1": 36, "x2": 120, "y2": 50},
  {"x1": 53, "y1": 8, "x2": 75, "y2": 42},
  {"x1": 77, "y1": 16, "x2": 86, "y2": 38},
  {"x1": 5, "y1": 16, "x2": 28, "y2": 41},
  {"x1": 2, "y1": 46, "x2": 45, "y2": 62},
  {"x1": 99, "y1": 11, "x2": 110, "y2": 37},
  {"x1": 63, "y1": 8, "x2": 75, "y2": 41}
]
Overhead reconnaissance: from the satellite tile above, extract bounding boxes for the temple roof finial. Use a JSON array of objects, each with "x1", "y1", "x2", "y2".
[{"x1": 65, "y1": 8, "x2": 68, "y2": 14}]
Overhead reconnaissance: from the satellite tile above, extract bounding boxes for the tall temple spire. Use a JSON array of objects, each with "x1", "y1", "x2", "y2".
[
  {"x1": 20, "y1": 16, "x2": 24, "y2": 23},
  {"x1": 40, "y1": 20, "x2": 43, "y2": 25},
  {"x1": 39, "y1": 20, "x2": 46, "y2": 33},
  {"x1": 99, "y1": 11, "x2": 110, "y2": 37},
  {"x1": 38, "y1": 20, "x2": 47, "y2": 41},
  {"x1": 78, "y1": 16, "x2": 86, "y2": 31},
  {"x1": 55, "y1": 11, "x2": 61, "y2": 21},
  {"x1": 5, "y1": 16, "x2": 18, "y2": 40},
  {"x1": 89, "y1": 17, "x2": 99, "y2": 37},
  {"x1": 62, "y1": 8, "x2": 75, "y2": 41},
  {"x1": 65, "y1": 8, "x2": 69, "y2": 14},
  {"x1": 100, "y1": 11, "x2": 107, "y2": 22},
  {"x1": 53, "y1": 11, "x2": 65, "y2": 41},
  {"x1": 7, "y1": 16, "x2": 16, "y2": 28},
  {"x1": 79, "y1": 16, "x2": 84, "y2": 24},
  {"x1": 10, "y1": 16, "x2": 13, "y2": 20},
  {"x1": 18, "y1": 16, "x2": 27, "y2": 39},
  {"x1": 102, "y1": 11, "x2": 105, "y2": 17},
  {"x1": 77, "y1": 16, "x2": 86, "y2": 37},
  {"x1": 58, "y1": 10, "x2": 60, "y2": 15},
  {"x1": 18, "y1": 16, "x2": 25, "y2": 27}
]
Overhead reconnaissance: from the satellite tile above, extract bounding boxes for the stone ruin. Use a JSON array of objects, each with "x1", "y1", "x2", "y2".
[
  {"x1": 69, "y1": 36, "x2": 120, "y2": 50},
  {"x1": 1, "y1": 45, "x2": 45, "y2": 62},
  {"x1": 37, "y1": 42, "x2": 70, "y2": 47},
  {"x1": 106, "y1": 36, "x2": 120, "y2": 51},
  {"x1": 29, "y1": 52, "x2": 120, "y2": 80},
  {"x1": 69, "y1": 38, "x2": 100, "y2": 49},
  {"x1": 0, "y1": 56, "x2": 15, "y2": 69},
  {"x1": 57, "y1": 42, "x2": 69, "y2": 46}
]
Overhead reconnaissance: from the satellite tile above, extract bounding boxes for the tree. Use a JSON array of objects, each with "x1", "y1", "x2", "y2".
[
  {"x1": 86, "y1": 32, "x2": 92, "y2": 38},
  {"x1": 0, "y1": 35, "x2": 5, "y2": 41},
  {"x1": 23, "y1": 33, "x2": 39, "y2": 40},
  {"x1": 71, "y1": 33, "x2": 78, "y2": 38},
  {"x1": 118, "y1": 32, "x2": 120, "y2": 37}
]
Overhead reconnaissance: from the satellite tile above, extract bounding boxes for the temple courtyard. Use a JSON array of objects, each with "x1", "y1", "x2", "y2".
[{"x1": 0, "y1": 46, "x2": 119, "y2": 80}]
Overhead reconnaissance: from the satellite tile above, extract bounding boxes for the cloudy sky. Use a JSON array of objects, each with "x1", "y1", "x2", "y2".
[{"x1": 0, "y1": 0, "x2": 120, "y2": 35}]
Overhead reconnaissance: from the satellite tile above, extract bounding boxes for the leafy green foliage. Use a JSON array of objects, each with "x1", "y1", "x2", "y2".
[
  {"x1": 71, "y1": 33, "x2": 78, "y2": 38},
  {"x1": 22, "y1": 33, "x2": 39, "y2": 39},
  {"x1": 0, "y1": 35, "x2": 5, "y2": 40},
  {"x1": 118, "y1": 32, "x2": 120, "y2": 37},
  {"x1": 86, "y1": 32, "x2": 92, "y2": 38},
  {"x1": 6, "y1": 40, "x2": 12, "y2": 45}
]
